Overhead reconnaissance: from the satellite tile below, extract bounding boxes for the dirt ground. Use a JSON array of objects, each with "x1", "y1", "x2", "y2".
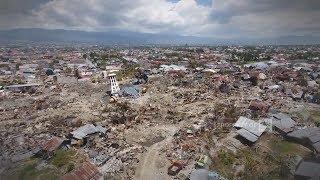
[{"x1": 134, "y1": 125, "x2": 177, "y2": 180}]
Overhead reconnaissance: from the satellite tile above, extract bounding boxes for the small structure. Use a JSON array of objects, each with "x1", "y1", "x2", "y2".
[
  {"x1": 234, "y1": 117, "x2": 267, "y2": 137},
  {"x1": 61, "y1": 162, "x2": 103, "y2": 180},
  {"x1": 108, "y1": 73, "x2": 120, "y2": 95}
]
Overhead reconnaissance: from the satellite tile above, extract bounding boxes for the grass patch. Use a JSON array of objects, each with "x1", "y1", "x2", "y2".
[
  {"x1": 3, "y1": 159, "x2": 59, "y2": 180},
  {"x1": 214, "y1": 150, "x2": 237, "y2": 179},
  {"x1": 271, "y1": 140, "x2": 297, "y2": 156},
  {"x1": 51, "y1": 149, "x2": 76, "y2": 168},
  {"x1": 18, "y1": 162, "x2": 38, "y2": 180},
  {"x1": 311, "y1": 111, "x2": 320, "y2": 126},
  {"x1": 293, "y1": 108, "x2": 320, "y2": 126},
  {"x1": 238, "y1": 148, "x2": 291, "y2": 180},
  {"x1": 218, "y1": 150, "x2": 236, "y2": 166},
  {"x1": 66, "y1": 163, "x2": 75, "y2": 173}
]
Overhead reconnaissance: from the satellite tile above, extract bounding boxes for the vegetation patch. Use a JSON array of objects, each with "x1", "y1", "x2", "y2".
[
  {"x1": 311, "y1": 111, "x2": 320, "y2": 126},
  {"x1": 3, "y1": 159, "x2": 58, "y2": 180},
  {"x1": 270, "y1": 140, "x2": 298, "y2": 156},
  {"x1": 51, "y1": 149, "x2": 76, "y2": 168},
  {"x1": 214, "y1": 150, "x2": 237, "y2": 179}
]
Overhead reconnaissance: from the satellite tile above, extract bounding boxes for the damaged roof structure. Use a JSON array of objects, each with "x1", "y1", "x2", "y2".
[
  {"x1": 269, "y1": 113, "x2": 296, "y2": 134},
  {"x1": 234, "y1": 116, "x2": 267, "y2": 143},
  {"x1": 71, "y1": 124, "x2": 107, "y2": 140},
  {"x1": 119, "y1": 85, "x2": 141, "y2": 99},
  {"x1": 61, "y1": 162, "x2": 103, "y2": 180},
  {"x1": 42, "y1": 136, "x2": 64, "y2": 153}
]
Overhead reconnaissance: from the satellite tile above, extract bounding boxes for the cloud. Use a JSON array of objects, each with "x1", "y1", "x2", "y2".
[
  {"x1": 29, "y1": 0, "x2": 211, "y2": 34},
  {"x1": 0, "y1": 0, "x2": 319, "y2": 38},
  {"x1": 208, "y1": 0, "x2": 320, "y2": 37},
  {"x1": 0, "y1": 0, "x2": 50, "y2": 15},
  {"x1": 210, "y1": 0, "x2": 320, "y2": 23}
]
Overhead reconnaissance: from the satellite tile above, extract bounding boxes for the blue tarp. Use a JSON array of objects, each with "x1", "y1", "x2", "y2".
[{"x1": 120, "y1": 85, "x2": 140, "y2": 98}]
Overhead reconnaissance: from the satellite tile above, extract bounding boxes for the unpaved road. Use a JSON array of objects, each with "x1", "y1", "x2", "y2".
[{"x1": 134, "y1": 125, "x2": 177, "y2": 180}]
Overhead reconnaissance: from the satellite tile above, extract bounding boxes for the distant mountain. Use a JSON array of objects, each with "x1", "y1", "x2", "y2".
[
  {"x1": 274, "y1": 35, "x2": 320, "y2": 45},
  {"x1": 0, "y1": 28, "x2": 319, "y2": 45},
  {"x1": 0, "y1": 28, "x2": 212, "y2": 45}
]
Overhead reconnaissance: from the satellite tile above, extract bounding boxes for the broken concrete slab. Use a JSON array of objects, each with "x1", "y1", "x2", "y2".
[{"x1": 234, "y1": 116, "x2": 267, "y2": 137}]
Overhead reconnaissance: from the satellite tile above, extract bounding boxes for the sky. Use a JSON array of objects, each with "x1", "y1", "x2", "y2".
[{"x1": 0, "y1": 0, "x2": 319, "y2": 39}]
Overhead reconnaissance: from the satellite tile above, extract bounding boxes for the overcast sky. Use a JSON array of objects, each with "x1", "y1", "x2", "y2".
[{"x1": 0, "y1": 0, "x2": 319, "y2": 38}]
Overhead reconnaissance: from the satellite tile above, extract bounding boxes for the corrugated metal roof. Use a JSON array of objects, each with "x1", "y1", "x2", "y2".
[
  {"x1": 234, "y1": 116, "x2": 266, "y2": 137},
  {"x1": 42, "y1": 137, "x2": 63, "y2": 152},
  {"x1": 71, "y1": 124, "x2": 106, "y2": 139},
  {"x1": 61, "y1": 162, "x2": 103, "y2": 180}
]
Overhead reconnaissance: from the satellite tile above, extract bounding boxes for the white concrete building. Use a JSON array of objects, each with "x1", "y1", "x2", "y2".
[{"x1": 108, "y1": 73, "x2": 120, "y2": 95}]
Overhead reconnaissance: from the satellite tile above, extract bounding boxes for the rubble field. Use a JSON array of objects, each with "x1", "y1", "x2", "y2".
[{"x1": 0, "y1": 45, "x2": 320, "y2": 180}]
